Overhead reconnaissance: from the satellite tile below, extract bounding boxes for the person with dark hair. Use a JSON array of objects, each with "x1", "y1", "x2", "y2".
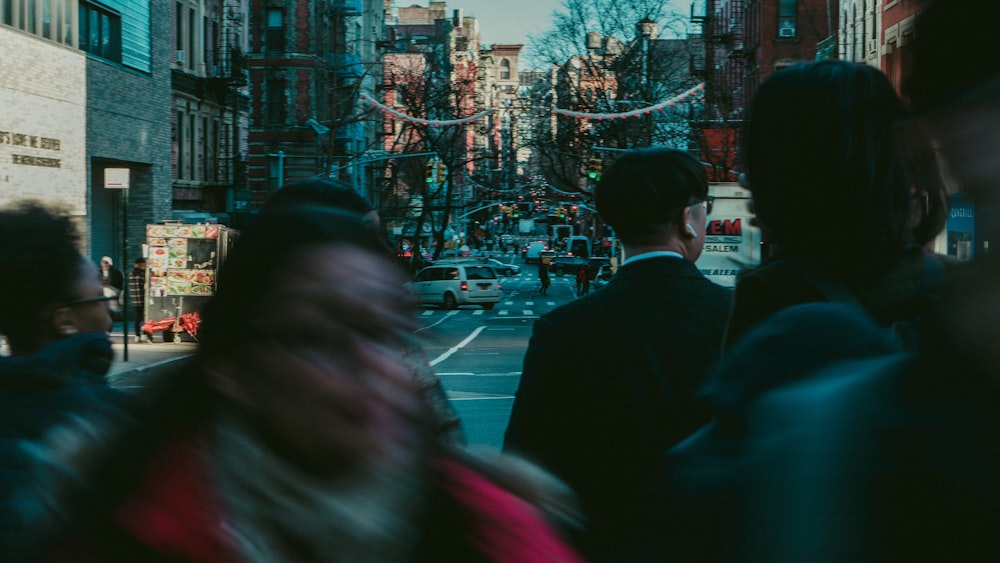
[
  {"x1": 701, "y1": 4, "x2": 1000, "y2": 559},
  {"x1": 25, "y1": 204, "x2": 583, "y2": 562},
  {"x1": 261, "y1": 177, "x2": 464, "y2": 444},
  {"x1": 128, "y1": 258, "x2": 148, "y2": 343},
  {"x1": 0, "y1": 201, "x2": 131, "y2": 557},
  {"x1": 724, "y1": 60, "x2": 932, "y2": 350},
  {"x1": 504, "y1": 147, "x2": 732, "y2": 561}
]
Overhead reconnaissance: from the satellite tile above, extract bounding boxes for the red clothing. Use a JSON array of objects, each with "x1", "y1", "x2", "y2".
[{"x1": 51, "y1": 436, "x2": 582, "y2": 563}]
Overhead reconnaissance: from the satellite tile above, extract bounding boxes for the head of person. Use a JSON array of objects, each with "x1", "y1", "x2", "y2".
[
  {"x1": 594, "y1": 147, "x2": 710, "y2": 261},
  {"x1": 0, "y1": 202, "x2": 113, "y2": 355},
  {"x1": 100, "y1": 256, "x2": 113, "y2": 271},
  {"x1": 262, "y1": 177, "x2": 380, "y2": 229},
  {"x1": 198, "y1": 205, "x2": 425, "y2": 476},
  {"x1": 904, "y1": 0, "x2": 1000, "y2": 254},
  {"x1": 741, "y1": 60, "x2": 911, "y2": 272},
  {"x1": 133, "y1": 257, "x2": 145, "y2": 270}
]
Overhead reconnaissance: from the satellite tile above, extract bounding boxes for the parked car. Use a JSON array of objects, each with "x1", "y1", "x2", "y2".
[
  {"x1": 408, "y1": 263, "x2": 502, "y2": 309},
  {"x1": 484, "y1": 258, "x2": 521, "y2": 276}
]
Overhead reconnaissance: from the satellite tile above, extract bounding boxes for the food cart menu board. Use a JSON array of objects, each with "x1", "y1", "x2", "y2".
[{"x1": 146, "y1": 224, "x2": 221, "y2": 296}]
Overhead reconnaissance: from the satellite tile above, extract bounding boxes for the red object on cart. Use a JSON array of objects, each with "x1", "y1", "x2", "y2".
[{"x1": 142, "y1": 311, "x2": 201, "y2": 342}]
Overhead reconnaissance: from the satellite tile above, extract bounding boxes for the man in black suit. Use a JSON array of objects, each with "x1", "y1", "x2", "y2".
[{"x1": 504, "y1": 147, "x2": 732, "y2": 562}]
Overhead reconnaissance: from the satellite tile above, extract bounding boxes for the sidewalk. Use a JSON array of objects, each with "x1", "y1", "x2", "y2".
[{"x1": 107, "y1": 322, "x2": 196, "y2": 389}]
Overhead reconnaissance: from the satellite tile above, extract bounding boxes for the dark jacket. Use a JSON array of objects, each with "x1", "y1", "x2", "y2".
[
  {"x1": 504, "y1": 256, "x2": 732, "y2": 561},
  {"x1": 0, "y1": 333, "x2": 132, "y2": 556},
  {"x1": 723, "y1": 248, "x2": 947, "y2": 351},
  {"x1": 657, "y1": 303, "x2": 902, "y2": 562},
  {"x1": 741, "y1": 266, "x2": 1000, "y2": 562},
  {"x1": 103, "y1": 267, "x2": 124, "y2": 291}
]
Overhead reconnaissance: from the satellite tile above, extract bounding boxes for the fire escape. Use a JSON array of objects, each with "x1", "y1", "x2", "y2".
[
  {"x1": 211, "y1": 0, "x2": 248, "y2": 198},
  {"x1": 322, "y1": 0, "x2": 365, "y2": 178}
]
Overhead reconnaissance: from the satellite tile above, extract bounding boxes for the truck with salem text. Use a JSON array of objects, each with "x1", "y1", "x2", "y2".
[{"x1": 693, "y1": 183, "x2": 761, "y2": 288}]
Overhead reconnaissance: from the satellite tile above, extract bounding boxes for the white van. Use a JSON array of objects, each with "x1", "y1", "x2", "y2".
[
  {"x1": 524, "y1": 241, "x2": 548, "y2": 264},
  {"x1": 409, "y1": 264, "x2": 502, "y2": 309}
]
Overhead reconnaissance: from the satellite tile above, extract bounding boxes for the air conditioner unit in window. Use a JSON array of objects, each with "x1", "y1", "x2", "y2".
[
  {"x1": 778, "y1": 27, "x2": 796, "y2": 38},
  {"x1": 867, "y1": 39, "x2": 879, "y2": 53},
  {"x1": 176, "y1": 50, "x2": 186, "y2": 63}
]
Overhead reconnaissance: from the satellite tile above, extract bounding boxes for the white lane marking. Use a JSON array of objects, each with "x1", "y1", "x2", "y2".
[
  {"x1": 523, "y1": 310, "x2": 534, "y2": 316},
  {"x1": 429, "y1": 325, "x2": 486, "y2": 366},
  {"x1": 499, "y1": 310, "x2": 509, "y2": 315},
  {"x1": 473, "y1": 310, "x2": 484, "y2": 315},
  {"x1": 421, "y1": 310, "x2": 435, "y2": 316},
  {"x1": 547, "y1": 302, "x2": 555, "y2": 306},
  {"x1": 526, "y1": 301, "x2": 534, "y2": 306},
  {"x1": 504, "y1": 301, "x2": 514, "y2": 305},
  {"x1": 414, "y1": 310, "x2": 459, "y2": 333},
  {"x1": 488, "y1": 328, "x2": 516, "y2": 331},
  {"x1": 449, "y1": 396, "x2": 515, "y2": 401}
]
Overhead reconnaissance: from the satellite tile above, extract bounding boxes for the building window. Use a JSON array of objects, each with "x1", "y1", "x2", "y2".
[
  {"x1": 187, "y1": 7, "x2": 195, "y2": 68},
  {"x1": 266, "y1": 8, "x2": 284, "y2": 52},
  {"x1": 777, "y1": 0, "x2": 796, "y2": 38},
  {"x1": 176, "y1": 111, "x2": 185, "y2": 180},
  {"x1": 500, "y1": 59, "x2": 511, "y2": 80},
  {"x1": 79, "y1": 1, "x2": 122, "y2": 63},
  {"x1": 266, "y1": 79, "x2": 286, "y2": 125}
]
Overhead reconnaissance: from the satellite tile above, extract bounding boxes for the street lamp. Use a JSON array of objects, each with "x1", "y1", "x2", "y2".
[{"x1": 104, "y1": 167, "x2": 130, "y2": 361}]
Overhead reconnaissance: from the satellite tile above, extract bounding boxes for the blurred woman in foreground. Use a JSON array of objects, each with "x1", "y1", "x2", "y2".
[{"x1": 27, "y1": 205, "x2": 581, "y2": 562}]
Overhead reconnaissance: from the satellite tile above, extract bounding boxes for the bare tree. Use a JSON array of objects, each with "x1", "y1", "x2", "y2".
[{"x1": 523, "y1": 0, "x2": 700, "y2": 193}]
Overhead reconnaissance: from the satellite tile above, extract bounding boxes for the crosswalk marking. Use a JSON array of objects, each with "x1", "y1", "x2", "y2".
[{"x1": 523, "y1": 310, "x2": 533, "y2": 316}]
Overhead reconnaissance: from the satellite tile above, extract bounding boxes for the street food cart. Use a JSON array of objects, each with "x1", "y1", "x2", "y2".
[{"x1": 142, "y1": 222, "x2": 237, "y2": 342}]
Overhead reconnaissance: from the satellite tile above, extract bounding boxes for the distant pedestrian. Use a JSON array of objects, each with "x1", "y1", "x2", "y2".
[
  {"x1": 504, "y1": 147, "x2": 732, "y2": 562},
  {"x1": 128, "y1": 258, "x2": 147, "y2": 343},
  {"x1": 538, "y1": 260, "x2": 551, "y2": 295},
  {"x1": 99, "y1": 256, "x2": 124, "y2": 292},
  {"x1": 575, "y1": 264, "x2": 590, "y2": 297},
  {"x1": 0, "y1": 202, "x2": 133, "y2": 558}
]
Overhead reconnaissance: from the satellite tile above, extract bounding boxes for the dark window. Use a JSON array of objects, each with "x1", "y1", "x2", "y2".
[
  {"x1": 79, "y1": 1, "x2": 121, "y2": 63},
  {"x1": 266, "y1": 79, "x2": 286, "y2": 125},
  {"x1": 175, "y1": 2, "x2": 183, "y2": 51},
  {"x1": 2, "y1": 0, "x2": 12, "y2": 27},
  {"x1": 466, "y1": 266, "x2": 496, "y2": 280},
  {"x1": 266, "y1": 8, "x2": 284, "y2": 52},
  {"x1": 176, "y1": 111, "x2": 185, "y2": 179},
  {"x1": 443, "y1": 268, "x2": 460, "y2": 281},
  {"x1": 778, "y1": 0, "x2": 796, "y2": 37},
  {"x1": 187, "y1": 7, "x2": 195, "y2": 68},
  {"x1": 500, "y1": 59, "x2": 511, "y2": 80}
]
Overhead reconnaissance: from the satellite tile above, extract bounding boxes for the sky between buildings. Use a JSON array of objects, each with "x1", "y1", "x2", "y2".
[{"x1": 456, "y1": 0, "x2": 694, "y2": 52}]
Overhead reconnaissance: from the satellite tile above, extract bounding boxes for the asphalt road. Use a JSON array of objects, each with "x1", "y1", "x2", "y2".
[{"x1": 414, "y1": 251, "x2": 581, "y2": 449}]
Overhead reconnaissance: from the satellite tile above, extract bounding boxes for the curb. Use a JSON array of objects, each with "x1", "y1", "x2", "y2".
[{"x1": 107, "y1": 355, "x2": 193, "y2": 389}]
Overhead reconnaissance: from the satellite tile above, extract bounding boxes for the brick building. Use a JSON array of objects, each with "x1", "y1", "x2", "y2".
[
  {"x1": 2, "y1": 0, "x2": 174, "y2": 265},
  {"x1": 245, "y1": 0, "x2": 386, "y2": 206}
]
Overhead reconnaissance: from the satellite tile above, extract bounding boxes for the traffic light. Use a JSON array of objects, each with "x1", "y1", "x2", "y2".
[
  {"x1": 587, "y1": 157, "x2": 602, "y2": 181},
  {"x1": 425, "y1": 162, "x2": 435, "y2": 183},
  {"x1": 436, "y1": 162, "x2": 447, "y2": 183}
]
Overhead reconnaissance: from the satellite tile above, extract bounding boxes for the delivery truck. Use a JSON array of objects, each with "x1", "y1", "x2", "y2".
[{"x1": 694, "y1": 183, "x2": 761, "y2": 288}]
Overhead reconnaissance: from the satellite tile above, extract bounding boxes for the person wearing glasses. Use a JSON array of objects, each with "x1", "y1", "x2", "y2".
[
  {"x1": 504, "y1": 147, "x2": 732, "y2": 562},
  {"x1": 22, "y1": 204, "x2": 583, "y2": 562},
  {"x1": 0, "y1": 201, "x2": 131, "y2": 557}
]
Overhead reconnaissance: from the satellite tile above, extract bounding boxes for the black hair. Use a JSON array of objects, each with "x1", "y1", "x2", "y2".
[
  {"x1": 0, "y1": 201, "x2": 83, "y2": 350},
  {"x1": 904, "y1": 0, "x2": 1000, "y2": 115},
  {"x1": 741, "y1": 60, "x2": 910, "y2": 275},
  {"x1": 198, "y1": 204, "x2": 394, "y2": 354},
  {"x1": 594, "y1": 147, "x2": 708, "y2": 242},
  {"x1": 262, "y1": 177, "x2": 374, "y2": 216}
]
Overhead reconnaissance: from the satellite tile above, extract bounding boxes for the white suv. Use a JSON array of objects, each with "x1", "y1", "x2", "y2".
[{"x1": 409, "y1": 264, "x2": 502, "y2": 309}]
